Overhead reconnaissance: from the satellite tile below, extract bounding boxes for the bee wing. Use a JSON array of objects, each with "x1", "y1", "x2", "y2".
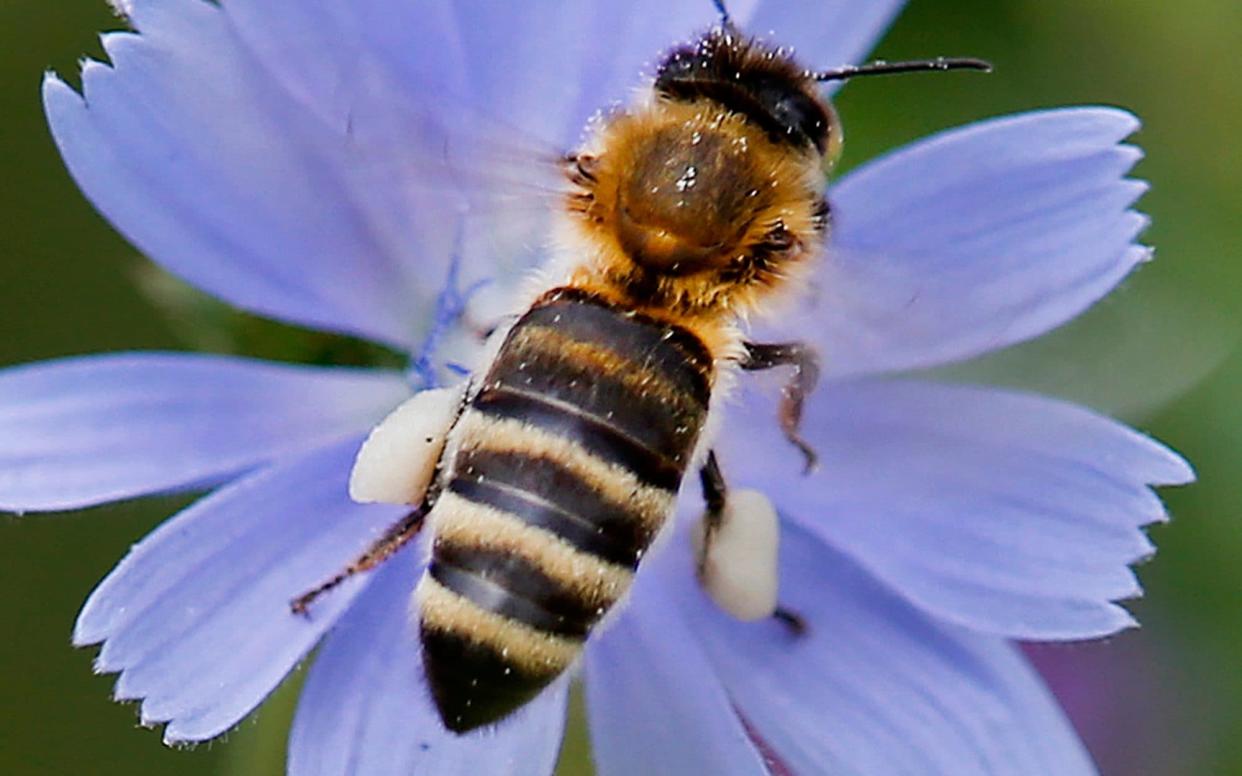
[
  {"x1": 274, "y1": 49, "x2": 577, "y2": 300},
  {"x1": 349, "y1": 90, "x2": 579, "y2": 287},
  {"x1": 350, "y1": 383, "x2": 468, "y2": 505},
  {"x1": 345, "y1": 80, "x2": 572, "y2": 247},
  {"x1": 215, "y1": 1, "x2": 753, "y2": 303},
  {"x1": 337, "y1": 84, "x2": 572, "y2": 205}
]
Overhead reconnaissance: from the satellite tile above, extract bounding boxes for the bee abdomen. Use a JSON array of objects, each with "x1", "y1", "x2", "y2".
[
  {"x1": 418, "y1": 572, "x2": 581, "y2": 733},
  {"x1": 418, "y1": 287, "x2": 713, "y2": 732},
  {"x1": 418, "y1": 488, "x2": 629, "y2": 732},
  {"x1": 448, "y1": 466, "x2": 643, "y2": 567},
  {"x1": 431, "y1": 541, "x2": 603, "y2": 637}
]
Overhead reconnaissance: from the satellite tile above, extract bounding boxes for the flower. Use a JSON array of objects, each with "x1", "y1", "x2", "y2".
[{"x1": 2, "y1": 0, "x2": 1192, "y2": 773}]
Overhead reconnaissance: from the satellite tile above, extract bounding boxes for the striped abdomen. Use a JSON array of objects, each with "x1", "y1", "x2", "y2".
[{"x1": 416, "y1": 287, "x2": 714, "y2": 732}]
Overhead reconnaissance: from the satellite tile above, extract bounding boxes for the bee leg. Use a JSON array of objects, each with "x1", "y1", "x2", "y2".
[
  {"x1": 740, "y1": 341, "x2": 821, "y2": 474},
  {"x1": 290, "y1": 504, "x2": 429, "y2": 617},
  {"x1": 694, "y1": 451, "x2": 728, "y2": 582},
  {"x1": 694, "y1": 452, "x2": 806, "y2": 636},
  {"x1": 563, "y1": 152, "x2": 599, "y2": 188},
  {"x1": 772, "y1": 607, "x2": 808, "y2": 636}
]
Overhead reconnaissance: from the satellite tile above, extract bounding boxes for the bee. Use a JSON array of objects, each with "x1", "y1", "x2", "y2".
[{"x1": 291, "y1": 0, "x2": 988, "y2": 734}]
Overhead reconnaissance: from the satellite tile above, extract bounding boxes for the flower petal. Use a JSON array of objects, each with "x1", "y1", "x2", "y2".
[
  {"x1": 288, "y1": 544, "x2": 568, "y2": 776},
  {"x1": 218, "y1": 0, "x2": 732, "y2": 291},
  {"x1": 45, "y1": 0, "x2": 442, "y2": 348},
  {"x1": 584, "y1": 553, "x2": 769, "y2": 776},
  {"x1": 217, "y1": 0, "x2": 566, "y2": 292},
  {"x1": 723, "y1": 378, "x2": 1192, "y2": 640},
  {"x1": 221, "y1": 0, "x2": 905, "y2": 159},
  {"x1": 75, "y1": 436, "x2": 410, "y2": 743},
  {"x1": 747, "y1": 0, "x2": 907, "y2": 78},
  {"x1": 0, "y1": 353, "x2": 406, "y2": 512},
  {"x1": 223, "y1": 0, "x2": 721, "y2": 151},
  {"x1": 218, "y1": 0, "x2": 906, "y2": 299},
  {"x1": 684, "y1": 521, "x2": 1097, "y2": 775},
  {"x1": 806, "y1": 108, "x2": 1149, "y2": 377}
]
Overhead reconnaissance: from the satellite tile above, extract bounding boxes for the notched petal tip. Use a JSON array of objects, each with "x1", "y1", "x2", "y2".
[
  {"x1": 1060, "y1": 104, "x2": 1141, "y2": 139},
  {"x1": 89, "y1": 654, "x2": 111, "y2": 676},
  {"x1": 41, "y1": 70, "x2": 81, "y2": 117},
  {"x1": 1120, "y1": 426, "x2": 1196, "y2": 488},
  {"x1": 159, "y1": 707, "x2": 234, "y2": 746},
  {"x1": 1119, "y1": 173, "x2": 1150, "y2": 200},
  {"x1": 1107, "y1": 603, "x2": 1141, "y2": 632},
  {"x1": 107, "y1": 0, "x2": 134, "y2": 20},
  {"x1": 40, "y1": 69, "x2": 62, "y2": 92},
  {"x1": 1152, "y1": 446, "x2": 1196, "y2": 487},
  {"x1": 1115, "y1": 567, "x2": 1144, "y2": 601},
  {"x1": 818, "y1": 104, "x2": 1167, "y2": 378},
  {"x1": 72, "y1": 619, "x2": 104, "y2": 651},
  {"x1": 57, "y1": 439, "x2": 406, "y2": 746},
  {"x1": 1109, "y1": 107, "x2": 1141, "y2": 135},
  {"x1": 761, "y1": 379, "x2": 1192, "y2": 642},
  {"x1": 40, "y1": 0, "x2": 431, "y2": 347}
]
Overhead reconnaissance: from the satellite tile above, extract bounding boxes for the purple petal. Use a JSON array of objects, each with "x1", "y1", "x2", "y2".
[
  {"x1": 369, "y1": 1, "x2": 709, "y2": 148},
  {"x1": 75, "y1": 437, "x2": 409, "y2": 743},
  {"x1": 218, "y1": 0, "x2": 568, "y2": 291},
  {"x1": 804, "y1": 108, "x2": 1149, "y2": 377},
  {"x1": 722, "y1": 378, "x2": 1192, "y2": 640},
  {"x1": 584, "y1": 552, "x2": 769, "y2": 776},
  {"x1": 746, "y1": 0, "x2": 907, "y2": 79},
  {"x1": 44, "y1": 0, "x2": 442, "y2": 348},
  {"x1": 224, "y1": 0, "x2": 905, "y2": 155},
  {"x1": 680, "y1": 521, "x2": 1097, "y2": 775},
  {"x1": 0, "y1": 353, "x2": 406, "y2": 512},
  {"x1": 219, "y1": 1, "x2": 731, "y2": 289},
  {"x1": 219, "y1": 0, "x2": 906, "y2": 298},
  {"x1": 289, "y1": 544, "x2": 567, "y2": 776}
]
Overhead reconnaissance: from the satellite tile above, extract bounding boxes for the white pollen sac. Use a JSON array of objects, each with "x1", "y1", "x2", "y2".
[
  {"x1": 348, "y1": 384, "x2": 465, "y2": 505},
  {"x1": 693, "y1": 489, "x2": 780, "y2": 622}
]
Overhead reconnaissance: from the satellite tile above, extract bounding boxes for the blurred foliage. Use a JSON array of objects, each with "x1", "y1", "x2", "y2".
[{"x1": 1, "y1": 0, "x2": 1239, "y2": 774}]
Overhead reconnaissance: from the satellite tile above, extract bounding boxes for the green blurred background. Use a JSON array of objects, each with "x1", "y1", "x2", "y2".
[{"x1": 1, "y1": 1, "x2": 1239, "y2": 774}]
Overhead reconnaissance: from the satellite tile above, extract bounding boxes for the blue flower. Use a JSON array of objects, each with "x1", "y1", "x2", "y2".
[{"x1": 2, "y1": 0, "x2": 1191, "y2": 773}]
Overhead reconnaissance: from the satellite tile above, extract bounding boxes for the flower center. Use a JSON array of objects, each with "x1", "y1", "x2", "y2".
[{"x1": 408, "y1": 252, "x2": 492, "y2": 390}]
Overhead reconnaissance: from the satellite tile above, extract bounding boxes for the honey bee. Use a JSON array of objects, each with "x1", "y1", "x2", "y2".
[{"x1": 291, "y1": 1, "x2": 988, "y2": 733}]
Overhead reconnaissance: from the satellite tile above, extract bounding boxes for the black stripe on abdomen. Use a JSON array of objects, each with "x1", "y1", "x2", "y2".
[
  {"x1": 453, "y1": 448, "x2": 654, "y2": 566},
  {"x1": 472, "y1": 385, "x2": 682, "y2": 490},
  {"x1": 448, "y1": 476, "x2": 638, "y2": 566},
  {"x1": 486, "y1": 325, "x2": 706, "y2": 465},
  {"x1": 429, "y1": 543, "x2": 600, "y2": 638},
  {"x1": 473, "y1": 288, "x2": 712, "y2": 485},
  {"x1": 522, "y1": 287, "x2": 713, "y2": 404},
  {"x1": 419, "y1": 623, "x2": 557, "y2": 734}
]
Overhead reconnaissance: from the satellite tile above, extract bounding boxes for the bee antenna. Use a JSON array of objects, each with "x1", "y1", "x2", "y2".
[
  {"x1": 813, "y1": 57, "x2": 993, "y2": 82},
  {"x1": 711, "y1": 0, "x2": 739, "y2": 34}
]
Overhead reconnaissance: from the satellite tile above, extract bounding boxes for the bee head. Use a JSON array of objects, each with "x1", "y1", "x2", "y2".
[{"x1": 654, "y1": 31, "x2": 841, "y2": 162}]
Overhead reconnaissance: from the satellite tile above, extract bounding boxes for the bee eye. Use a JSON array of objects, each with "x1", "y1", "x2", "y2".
[{"x1": 768, "y1": 92, "x2": 832, "y2": 155}]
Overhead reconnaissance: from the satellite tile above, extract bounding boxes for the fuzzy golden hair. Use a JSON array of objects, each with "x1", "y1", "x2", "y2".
[{"x1": 558, "y1": 37, "x2": 832, "y2": 322}]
